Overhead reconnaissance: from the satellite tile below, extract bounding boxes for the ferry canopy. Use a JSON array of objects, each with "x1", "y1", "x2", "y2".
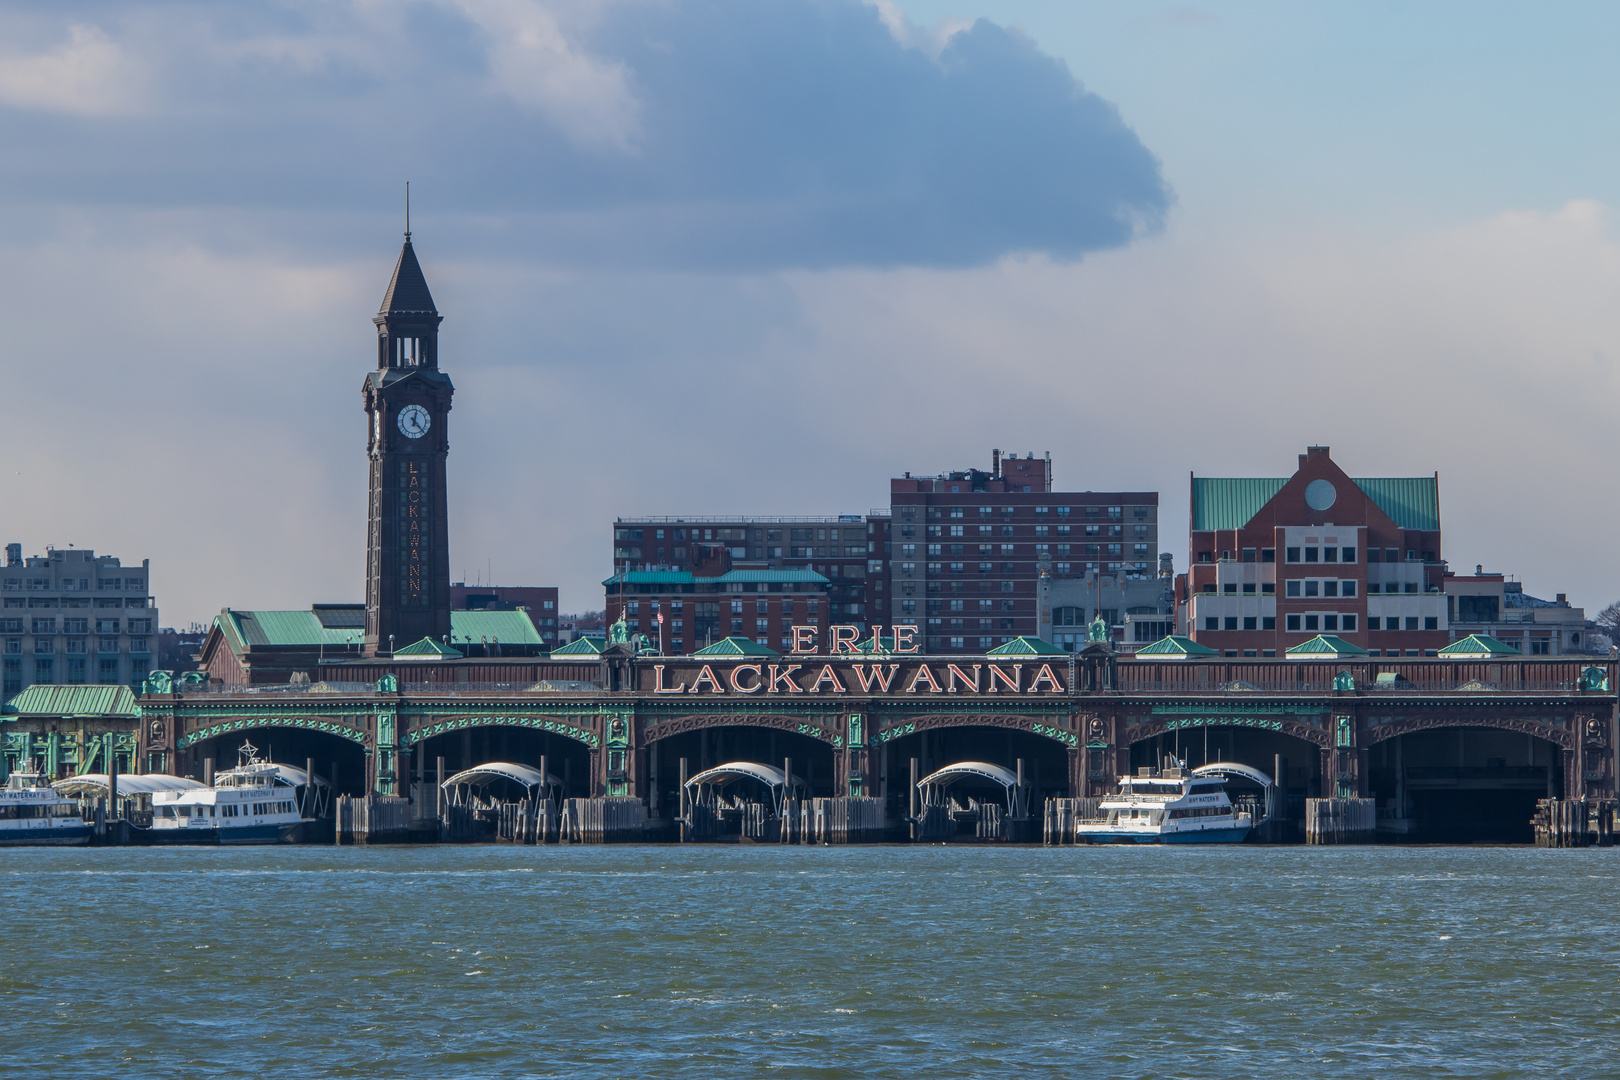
[
  {"x1": 916, "y1": 761, "x2": 1020, "y2": 790},
  {"x1": 441, "y1": 762, "x2": 560, "y2": 794},
  {"x1": 1192, "y1": 762, "x2": 1273, "y2": 788},
  {"x1": 684, "y1": 762, "x2": 787, "y2": 789},
  {"x1": 53, "y1": 774, "x2": 205, "y2": 799}
]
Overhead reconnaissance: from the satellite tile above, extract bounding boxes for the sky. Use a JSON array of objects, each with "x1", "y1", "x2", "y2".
[{"x1": 3, "y1": 0, "x2": 1620, "y2": 626}]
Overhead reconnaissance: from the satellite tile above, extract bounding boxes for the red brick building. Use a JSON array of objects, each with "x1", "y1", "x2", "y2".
[
  {"x1": 888, "y1": 451, "x2": 1160, "y2": 655},
  {"x1": 1181, "y1": 446, "x2": 1448, "y2": 657}
]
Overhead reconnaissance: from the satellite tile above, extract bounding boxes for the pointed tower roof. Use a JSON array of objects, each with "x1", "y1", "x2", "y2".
[{"x1": 379, "y1": 239, "x2": 438, "y2": 317}]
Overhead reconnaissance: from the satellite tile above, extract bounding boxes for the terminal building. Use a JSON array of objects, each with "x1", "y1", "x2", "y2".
[{"x1": 1, "y1": 543, "x2": 158, "y2": 698}]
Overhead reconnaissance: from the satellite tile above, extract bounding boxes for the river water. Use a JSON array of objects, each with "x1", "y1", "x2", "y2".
[{"x1": 3, "y1": 845, "x2": 1618, "y2": 1078}]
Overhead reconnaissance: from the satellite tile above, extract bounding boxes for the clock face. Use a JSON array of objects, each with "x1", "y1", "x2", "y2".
[{"x1": 397, "y1": 404, "x2": 431, "y2": 440}]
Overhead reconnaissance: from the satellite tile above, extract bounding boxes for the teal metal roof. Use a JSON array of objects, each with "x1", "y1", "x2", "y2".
[
  {"x1": 986, "y1": 636, "x2": 1068, "y2": 657},
  {"x1": 3, "y1": 684, "x2": 140, "y2": 719},
  {"x1": 1191, "y1": 476, "x2": 1439, "y2": 531},
  {"x1": 448, "y1": 610, "x2": 543, "y2": 646},
  {"x1": 716, "y1": 569, "x2": 829, "y2": 584},
  {"x1": 394, "y1": 636, "x2": 463, "y2": 657},
  {"x1": 549, "y1": 635, "x2": 606, "y2": 656},
  {"x1": 1190, "y1": 478, "x2": 1286, "y2": 532},
  {"x1": 1353, "y1": 478, "x2": 1440, "y2": 532},
  {"x1": 1132, "y1": 635, "x2": 1218, "y2": 657},
  {"x1": 692, "y1": 636, "x2": 780, "y2": 657},
  {"x1": 1285, "y1": 634, "x2": 1369, "y2": 657},
  {"x1": 1438, "y1": 634, "x2": 1520, "y2": 657},
  {"x1": 217, "y1": 608, "x2": 541, "y2": 651},
  {"x1": 601, "y1": 571, "x2": 695, "y2": 586}
]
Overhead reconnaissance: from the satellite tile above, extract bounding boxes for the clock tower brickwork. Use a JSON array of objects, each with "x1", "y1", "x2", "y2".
[{"x1": 363, "y1": 234, "x2": 454, "y2": 655}]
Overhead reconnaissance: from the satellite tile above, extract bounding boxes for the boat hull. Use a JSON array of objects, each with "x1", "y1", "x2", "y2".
[
  {"x1": 143, "y1": 822, "x2": 299, "y2": 846},
  {"x1": 0, "y1": 823, "x2": 95, "y2": 847},
  {"x1": 1076, "y1": 824, "x2": 1252, "y2": 845}
]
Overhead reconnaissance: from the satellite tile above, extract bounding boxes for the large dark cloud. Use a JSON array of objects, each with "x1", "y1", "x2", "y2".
[{"x1": 0, "y1": 0, "x2": 1168, "y2": 268}]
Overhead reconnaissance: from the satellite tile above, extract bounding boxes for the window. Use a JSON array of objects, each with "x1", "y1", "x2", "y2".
[
  {"x1": 1262, "y1": 616, "x2": 1276, "y2": 630},
  {"x1": 1242, "y1": 548, "x2": 1256, "y2": 563},
  {"x1": 1262, "y1": 548, "x2": 1276, "y2": 563},
  {"x1": 1405, "y1": 617, "x2": 1419, "y2": 631},
  {"x1": 1198, "y1": 551, "x2": 1212, "y2": 563},
  {"x1": 1242, "y1": 583, "x2": 1255, "y2": 595},
  {"x1": 1243, "y1": 616, "x2": 1257, "y2": 630},
  {"x1": 1204, "y1": 617, "x2": 1218, "y2": 631},
  {"x1": 1286, "y1": 547, "x2": 1300, "y2": 563},
  {"x1": 1304, "y1": 547, "x2": 1319, "y2": 563},
  {"x1": 1053, "y1": 606, "x2": 1085, "y2": 626},
  {"x1": 949, "y1": 507, "x2": 963, "y2": 518},
  {"x1": 1386, "y1": 548, "x2": 1399, "y2": 562},
  {"x1": 1342, "y1": 614, "x2": 1357, "y2": 631},
  {"x1": 1342, "y1": 547, "x2": 1356, "y2": 563},
  {"x1": 1367, "y1": 548, "x2": 1380, "y2": 563},
  {"x1": 1531, "y1": 639, "x2": 1550, "y2": 655},
  {"x1": 1323, "y1": 581, "x2": 1338, "y2": 598},
  {"x1": 1304, "y1": 581, "x2": 1319, "y2": 597},
  {"x1": 1224, "y1": 583, "x2": 1236, "y2": 595},
  {"x1": 1304, "y1": 615, "x2": 1319, "y2": 631},
  {"x1": 1262, "y1": 583, "x2": 1275, "y2": 595},
  {"x1": 1323, "y1": 546, "x2": 1337, "y2": 563},
  {"x1": 1341, "y1": 580, "x2": 1356, "y2": 597},
  {"x1": 1367, "y1": 617, "x2": 1380, "y2": 630},
  {"x1": 1323, "y1": 615, "x2": 1338, "y2": 631},
  {"x1": 949, "y1": 637, "x2": 965, "y2": 649},
  {"x1": 1286, "y1": 580, "x2": 1300, "y2": 598},
  {"x1": 1203, "y1": 584, "x2": 1216, "y2": 594},
  {"x1": 949, "y1": 525, "x2": 964, "y2": 537},
  {"x1": 1424, "y1": 616, "x2": 1438, "y2": 630},
  {"x1": 1224, "y1": 617, "x2": 1238, "y2": 630},
  {"x1": 1404, "y1": 583, "x2": 1418, "y2": 594},
  {"x1": 730, "y1": 600, "x2": 743, "y2": 614}
]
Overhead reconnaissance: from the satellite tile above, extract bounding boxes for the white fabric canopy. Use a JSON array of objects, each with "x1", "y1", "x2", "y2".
[
  {"x1": 53, "y1": 774, "x2": 205, "y2": 799},
  {"x1": 915, "y1": 761, "x2": 1020, "y2": 790},
  {"x1": 1192, "y1": 762, "x2": 1273, "y2": 788},
  {"x1": 441, "y1": 762, "x2": 561, "y2": 793},
  {"x1": 685, "y1": 762, "x2": 787, "y2": 789}
]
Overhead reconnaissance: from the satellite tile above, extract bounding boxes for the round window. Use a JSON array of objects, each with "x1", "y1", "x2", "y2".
[{"x1": 1304, "y1": 479, "x2": 1336, "y2": 511}]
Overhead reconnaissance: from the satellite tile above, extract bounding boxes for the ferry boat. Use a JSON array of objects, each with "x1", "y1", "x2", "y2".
[
  {"x1": 1075, "y1": 764, "x2": 1252, "y2": 844},
  {"x1": 148, "y1": 742, "x2": 309, "y2": 845},
  {"x1": 0, "y1": 766, "x2": 95, "y2": 846}
]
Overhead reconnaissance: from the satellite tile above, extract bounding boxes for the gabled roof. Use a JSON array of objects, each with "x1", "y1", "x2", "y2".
[
  {"x1": 692, "y1": 636, "x2": 779, "y2": 657},
  {"x1": 986, "y1": 636, "x2": 1068, "y2": 657},
  {"x1": 1132, "y1": 635, "x2": 1218, "y2": 658},
  {"x1": 1285, "y1": 634, "x2": 1370, "y2": 658},
  {"x1": 549, "y1": 635, "x2": 606, "y2": 656},
  {"x1": 3, "y1": 684, "x2": 140, "y2": 719},
  {"x1": 1191, "y1": 476, "x2": 1440, "y2": 531},
  {"x1": 447, "y1": 610, "x2": 543, "y2": 647},
  {"x1": 379, "y1": 239, "x2": 438, "y2": 316},
  {"x1": 1437, "y1": 634, "x2": 1521, "y2": 657},
  {"x1": 394, "y1": 636, "x2": 462, "y2": 658}
]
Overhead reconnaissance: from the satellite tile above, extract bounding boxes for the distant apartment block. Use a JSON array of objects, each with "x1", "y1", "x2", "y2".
[
  {"x1": 1444, "y1": 567, "x2": 1590, "y2": 656},
  {"x1": 1, "y1": 543, "x2": 158, "y2": 699}
]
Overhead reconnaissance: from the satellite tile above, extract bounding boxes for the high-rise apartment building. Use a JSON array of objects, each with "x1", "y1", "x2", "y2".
[
  {"x1": 1, "y1": 543, "x2": 158, "y2": 698},
  {"x1": 887, "y1": 452, "x2": 1160, "y2": 655}
]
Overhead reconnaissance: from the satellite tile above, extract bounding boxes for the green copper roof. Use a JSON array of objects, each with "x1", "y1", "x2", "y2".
[
  {"x1": 1191, "y1": 476, "x2": 1440, "y2": 531},
  {"x1": 1285, "y1": 634, "x2": 1370, "y2": 657},
  {"x1": 549, "y1": 635, "x2": 606, "y2": 656},
  {"x1": 394, "y1": 636, "x2": 462, "y2": 657},
  {"x1": 986, "y1": 636, "x2": 1068, "y2": 657},
  {"x1": 1438, "y1": 634, "x2": 1521, "y2": 657},
  {"x1": 692, "y1": 636, "x2": 780, "y2": 657},
  {"x1": 216, "y1": 608, "x2": 541, "y2": 652},
  {"x1": 2, "y1": 684, "x2": 140, "y2": 719},
  {"x1": 1133, "y1": 635, "x2": 1218, "y2": 657}
]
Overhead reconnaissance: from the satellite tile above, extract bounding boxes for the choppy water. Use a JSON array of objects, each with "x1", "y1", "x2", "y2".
[{"x1": 3, "y1": 845, "x2": 1619, "y2": 1078}]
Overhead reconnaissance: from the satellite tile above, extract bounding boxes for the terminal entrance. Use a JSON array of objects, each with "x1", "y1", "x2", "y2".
[
  {"x1": 188, "y1": 727, "x2": 367, "y2": 797},
  {"x1": 648, "y1": 726, "x2": 834, "y2": 825},
  {"x1": 878, "y1": 726, "x2": 1069, "y2": 833},
  {"x1": 411, "y1": 724, "x2": 592, "y2": 800},
  {"x1": 1367, "y1": 728, "x2": 1562, "y2": 844},
  {"x1": 1129, "y1": 725, "x2": 1322, "y2": 830}
]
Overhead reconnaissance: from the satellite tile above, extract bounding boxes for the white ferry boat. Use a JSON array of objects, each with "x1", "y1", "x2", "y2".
[
  {"x1": 0, "y1": 767, "x2": 94, "y2": 846},
  {"x1": 1076, "y1": 763, "x2": 1252, "y2": 844},
  {"x1": 148, "y1": 743, "x2": 311, "y2": 845}
]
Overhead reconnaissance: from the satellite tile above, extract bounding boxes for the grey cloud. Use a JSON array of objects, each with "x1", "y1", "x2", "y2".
[{"x1": 0, "y1": 0, "x2": 1169, "y2": 269}]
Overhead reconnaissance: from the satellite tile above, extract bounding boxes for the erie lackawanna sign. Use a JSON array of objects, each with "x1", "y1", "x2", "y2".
[{"x1": 642, "y1": 625, "x2": 1069, "y2": 695}]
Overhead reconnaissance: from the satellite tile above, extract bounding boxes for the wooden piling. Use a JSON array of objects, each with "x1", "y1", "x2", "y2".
[{"x1": 1304, "y1": 798, "x2": 1376, "y2": 844}]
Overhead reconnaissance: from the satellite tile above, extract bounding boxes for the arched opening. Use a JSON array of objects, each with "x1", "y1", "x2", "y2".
[
  {"x1": 187, "y1": 727, "x2": 367, "y2": 797},
  {"x1": 648, "y1": 726, "x2": 833, "y2": 825},
  {"x1": 1129, "y1": 725, "x2": 1323, "y2": 837},
  {"x1": 411, "y1": 725, "x2": 593, "y2": 800},
  {"x1": 1367, "y1": 727, "x2": 1564, "y2": 844},
  {"x1": 877, "y1": 725, "x2": 1070, "y2": 831}
]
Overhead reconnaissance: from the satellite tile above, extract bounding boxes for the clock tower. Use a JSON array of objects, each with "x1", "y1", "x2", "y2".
[{"x1": 363, "y1": 232, "x2": 453, "y2": 655}]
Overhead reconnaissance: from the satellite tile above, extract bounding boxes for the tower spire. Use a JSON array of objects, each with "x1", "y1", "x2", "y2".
[{"x1": 405, "y1": 180, "x2": 411, "y2": 240}]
